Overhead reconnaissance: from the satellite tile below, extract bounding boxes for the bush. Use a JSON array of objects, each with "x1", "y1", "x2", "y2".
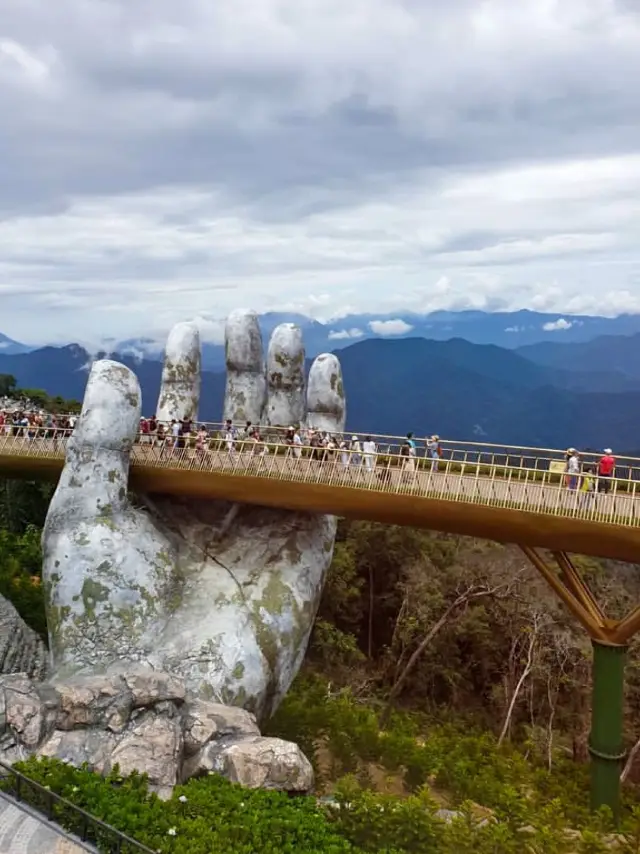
[
  {"x1": 0, "y1": 524, "x2": 46, "y2": 637},
  {"x1": 7, "y1": 756, "x2": 640, "y2": 854},
  {"x1": 267, "y1": 676, "x2": 640, "y2": 831},
  {"x1": 5, "y1": 758, "x2": 357, "y2": 854}
]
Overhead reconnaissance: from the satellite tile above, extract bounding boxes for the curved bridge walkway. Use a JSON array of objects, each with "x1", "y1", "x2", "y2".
[{"x1": 1, "y1": 425, "x2": 640, "y2": 565}]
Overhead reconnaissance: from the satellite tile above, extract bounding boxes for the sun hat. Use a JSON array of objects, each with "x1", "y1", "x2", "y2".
[{"x1": 604, "y1": 448, "x2": 613, "y2": 454}]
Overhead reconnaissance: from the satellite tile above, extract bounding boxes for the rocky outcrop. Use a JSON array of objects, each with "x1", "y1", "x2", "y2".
[
  {"x1": 0, "y1": 596, "x2": 48, "y2": 681},
  {"x1": 0, "y1": 669, "x2": 313, "y2": 798}
]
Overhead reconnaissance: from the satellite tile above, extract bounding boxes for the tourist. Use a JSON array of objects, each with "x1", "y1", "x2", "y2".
[
  {"x1": 292, "y1": 427, "x2": 303, "y2": 460},
  {"x1": 223, "y1": 419, "x2": 236, "y2": 454},
  {"x1": 580, "y1": 464, "x2": 597, "y2": 508},
  {"x1": 400, "y1": 440, "x2": 414, "y2": 482},
  {"x1": 362, "y1": 436, "x2": 377, "y2": 472},
  {"x1": 170, "y1": 419, "x2": 181, "y2": 454},
  {"x1": 195, "y1": 425, "x2": 208, "y2": 462},
  {"x1": 426, "y1": 434, "x2": 441, "y2": 471},
  {"x1": 140, "y1": 417, "x2": 151, "y2": 444},
  {"x1": 157, "y1": 423, "x2": 168, "y2": 458},
  {"x1": 597, "y1": 448, "x2": 616, "y2": 494},
  {"x1": 566, "y1": 449, "x2": 580, "y2": 491},
  {"x1": 350, "y1": 435, "x2": 362, "y2": 467}
]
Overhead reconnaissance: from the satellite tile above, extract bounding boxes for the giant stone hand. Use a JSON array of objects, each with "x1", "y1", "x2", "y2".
[{"x1": 42, "y1": 310, "x2": 345, "y2": 726}]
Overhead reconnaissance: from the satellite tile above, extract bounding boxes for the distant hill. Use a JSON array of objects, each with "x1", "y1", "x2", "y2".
[
  {"x1": 337, "y1": 338, "x2": 640, "y2": 450},
  {"x1": 0, "y1": 333, "x2": 32, "y2": 355},
  {"x1": 518, "y1": 333, "x2": 640, "y2": 382},
  {"x1": 0, "y1": 346, "x2": 225, "y2": 421},
  {"x1": 1, "y1": 335, "x2": 640, "y2": 450}
]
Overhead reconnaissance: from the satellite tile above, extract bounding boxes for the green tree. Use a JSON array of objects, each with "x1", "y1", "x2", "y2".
[
  {"x1": 0, "y1": 374, "x2": 16, "y2": 396},
  {"x1": 0, "y1": 479, "x2": 55, "y2": 534},
  {"x1": 0, "y1": 525, "x2": 46, "y2": 637},
  {"x1": 17, "y1": 388, "x2": 51, "y2": 408}
]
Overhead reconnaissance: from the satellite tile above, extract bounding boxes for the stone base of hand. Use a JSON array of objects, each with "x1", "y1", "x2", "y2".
[{"x1": 0, "y1": 669, "x2": 313, "y2": 799}]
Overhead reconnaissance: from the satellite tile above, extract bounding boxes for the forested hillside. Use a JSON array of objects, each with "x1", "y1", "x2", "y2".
[{"x1": 5, "y1": 475, "x2": 640, "y2": 850}]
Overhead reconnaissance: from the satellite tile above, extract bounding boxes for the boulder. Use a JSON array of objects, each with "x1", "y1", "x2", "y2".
[
  {"x1": 0, "y1": 669, "x2": 314, "y2": 797},
  {"x1": 187, "y1": 735, "x2": 314, "y2": 792}
]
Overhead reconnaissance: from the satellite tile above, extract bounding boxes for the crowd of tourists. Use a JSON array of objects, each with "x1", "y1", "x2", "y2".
[
  {"x1": 0, "y1": 404, "x2": 624, "y2": 491},
  {"x1": 138, "y1": 415, "x2": 444, "y2": 471},
  {"x1": 0, "y1": 408, "x2": 77, "y2": 437}
]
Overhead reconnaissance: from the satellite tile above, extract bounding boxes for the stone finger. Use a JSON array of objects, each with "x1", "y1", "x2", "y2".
[
  {"x1": 265, "y1": 323, "x2": 306, "y2": 428},
  {"x1": 156, "y1": 322, "x2": 201, "y2": 423},
  {"x1": 223, "y1": 309, "x2": 267, "y2": 425},
  {"x1": 306, "y1": 353, "x2": 346, "y2": 436},
  {"x1": 49, "y1": 359, "x2": 140, "y2": 523}
]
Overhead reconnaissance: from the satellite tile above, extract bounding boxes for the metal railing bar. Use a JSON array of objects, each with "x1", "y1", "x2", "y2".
[{"x1": 0, "y1": 760, "x2": 155, "y2": 853}]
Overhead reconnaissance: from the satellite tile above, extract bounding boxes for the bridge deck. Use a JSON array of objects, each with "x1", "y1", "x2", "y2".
[{"x1": 1, "y1": 433, "x2": 639, "y2": 564}]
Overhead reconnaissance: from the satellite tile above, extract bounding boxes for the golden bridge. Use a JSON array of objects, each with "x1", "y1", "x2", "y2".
[
  {"x1": 1, "y1": 422, "x2": 640, "y2": 816},
  {"x1": 0, "y1": 425, "x2": 639, "y2": 566}
]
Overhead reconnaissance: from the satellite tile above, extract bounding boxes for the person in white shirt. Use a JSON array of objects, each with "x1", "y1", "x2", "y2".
[
  {"x1": 223, "y1": 419, "x2": 236, "y2": 455},
  {"x1": 292, "y1": 429, "x2": 303, "y2": 460},
  {"x1": 171, "y1": 419, "x2": 181, "y2": 453},
  {"x1": 566, "y1": 448, "x2": 581, "y2": 491},
  {"x1": 426, "y1": 434, "x2": 441, "y2": 472},
  {"x1": 362, "y1": 436, "x2": 377, "y2": 472},
  {"x1": 350, "y1": 435, "x2": 362, "y2": 467}
]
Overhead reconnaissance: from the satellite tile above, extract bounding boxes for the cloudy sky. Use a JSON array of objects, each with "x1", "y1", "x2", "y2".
[{"x1": 1, "y1": 0, "x2": 640, "y2": 345}]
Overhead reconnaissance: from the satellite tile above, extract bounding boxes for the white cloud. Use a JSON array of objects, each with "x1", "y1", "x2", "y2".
[
  {"x1": 369, "y1": 319, "x2": 414, "y2": 336},
  {"x1": 0, "y1": 38, "x2": 52, "y2": 82},
  {"x1": 1, "y1": 1, "x2": 640, "y2": 343},
  {"x1": 193, "y1": 316, "x2": 226, "y2": 345},
  {"x1": 505, "y1": 326, "x2": 524, "y2": 333},
  {"x1": 542, "y1": 318, "x2": 573, "y2": 331},
  {"x1": 328, "y1": 328, "x2": 364, "y2": 340}
]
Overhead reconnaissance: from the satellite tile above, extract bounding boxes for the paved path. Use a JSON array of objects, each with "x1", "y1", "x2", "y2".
[{"x1": 0, "y1": 794, "x2": 92, "y2": 853}]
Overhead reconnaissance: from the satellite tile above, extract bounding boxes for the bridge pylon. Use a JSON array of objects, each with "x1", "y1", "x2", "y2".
[{"x1": 521, "y1": 546, "x2": 635, "y2": 823}]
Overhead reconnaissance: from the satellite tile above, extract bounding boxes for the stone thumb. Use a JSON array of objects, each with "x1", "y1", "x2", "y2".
[{"x1": 55, "y1": 360, "x2": 140, "y2": 517}]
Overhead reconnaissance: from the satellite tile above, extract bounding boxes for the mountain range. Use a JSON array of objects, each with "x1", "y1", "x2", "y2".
[
  {"x1": 14, "y1": 309, "x2": 640, "y2": 370},
  {"x1": 2, "y1": 329, "x2": 640, "y2": 451},
  {"x1": 0, "y1": 333, "x2": 31, "y2": 355}
]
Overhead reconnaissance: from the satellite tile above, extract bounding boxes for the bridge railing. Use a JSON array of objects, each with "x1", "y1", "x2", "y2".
[
  {"x1": 2, "y1": 419, "x2": 639, "y2": 480},
  {"x1": 0, "y1": 759, "x2": 155, "y2": 853},
  {"x1": 1, "y1": 427, "x2": 639, "y2": 528}
]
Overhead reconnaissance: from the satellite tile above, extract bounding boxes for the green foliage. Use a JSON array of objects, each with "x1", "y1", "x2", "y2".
[
  {"x1": 0, "y1": 374, "x2": 16, "y2": 396},
  {"x1": 0, "y1": 479, "x2": 55, "y2": 534},
  {"x1": 8, "y1": 757, "x2": 357, "y2": 854},
  {"x1": 0, "y1": 524, "x2": 46, "y2": 637},
  {"x1": 13, "y1": 387, "x2": 82, "y2": 413},
  {"x1": 9, "y1": 754, "x2": 640, "y2": 854},
  {"x1": 267, "y1": 675, "x2": 640, "y2": 829},
  {"x1": 311, "y1": 620, "x2": 366, "y2": 669}
]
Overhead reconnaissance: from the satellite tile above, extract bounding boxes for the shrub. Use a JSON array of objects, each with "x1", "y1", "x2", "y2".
[
  {"x1": 4, "y1": 758, "x2": 357, "y2": 854},
  {"x1": 8, "y1": 756, "x2": 640, "y2": 854}
]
